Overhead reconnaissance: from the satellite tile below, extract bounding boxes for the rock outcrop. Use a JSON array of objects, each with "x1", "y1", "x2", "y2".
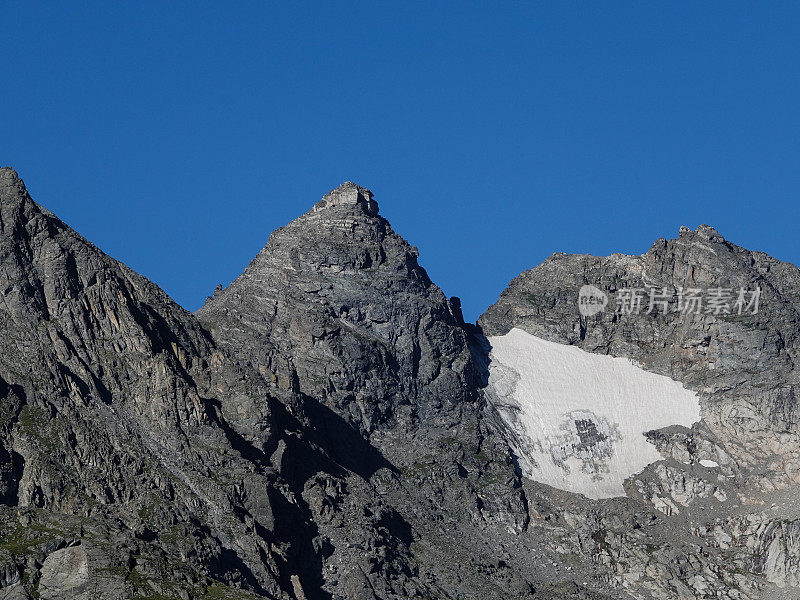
[
  {"x1": 0, "y1": 167, "x2": 294, "y2": 598},
  {"x1": 478, "y1": 224, "x2": 800, "y2": 599},
  {"x1": 198, "y1": 181, "x2": 532, "y2": 598},
  {"x1": 2, "y1": 168, "x2": 800, "y2": 600}
]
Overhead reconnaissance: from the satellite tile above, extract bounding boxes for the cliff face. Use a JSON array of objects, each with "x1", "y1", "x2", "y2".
[
  {"x1": 196, "y1": 181, "x2": 531, "y2": 599},
  {"x1": 479, "y1": 224, "x2": 800, "y2": 483},
  {"x1": 0, "y1": 166, "x2": 295, "y2": 598},
  {"x1": 0, "y1": 173, "x2": 532, "y2": 600},
  {"x1": 197, "y1": 181, "x2": 475, "y2": 442},
  {"x1": 1, "y1": 170, "x2": 800, "y2": 600},
  {"x1": 478, "y1": 224, "x2": 800, "y2": 598}
]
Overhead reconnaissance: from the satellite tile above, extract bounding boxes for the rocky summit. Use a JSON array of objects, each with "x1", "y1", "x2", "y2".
[{"x1": 0, "y1": 169, "x2": 799, "y2": 600}]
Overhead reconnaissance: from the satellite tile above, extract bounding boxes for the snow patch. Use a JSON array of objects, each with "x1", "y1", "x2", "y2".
[
  {"x1": 486, "y1": 328, "x2": 701, "y2": 499},
  {"x1": 699, "y1": 459, "x2": 719, "y2": 468}
]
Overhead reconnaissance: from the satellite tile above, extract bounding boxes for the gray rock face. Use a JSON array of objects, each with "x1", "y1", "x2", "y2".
[
  {"x1": 0, "y1": 167, "x2": 292, "y2": 598},
  {"x1": 38, "y1": 546, "x2": 89, "y2": 599},
  {"x1": 198, "y1": 182, "x2": 533, "y2": 598},
  {"x1": 3, "y1": 167, "x2": 800, "y2": 600},
  {"x1": 479, "y1": 224, "x2": 800, "y2": 484},
  {"x1": 478, "y1": 224, "x2": 800, "y2": 598},
  {"x1": 0, "y1": 173, "x2": 550, "y2": 600},
  {"x1": 197, "y1": 181, "x2": 474, "y2": 440}
]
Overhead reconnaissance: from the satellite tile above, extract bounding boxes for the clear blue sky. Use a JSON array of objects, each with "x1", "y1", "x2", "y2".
[{"x1": 2, "y1": 2, "x2": 799, "y2": 322}]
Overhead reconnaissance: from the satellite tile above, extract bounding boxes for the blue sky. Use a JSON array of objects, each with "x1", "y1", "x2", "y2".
[{"x1": 2, "y1": 2, "x2": 799, "y2": 322}]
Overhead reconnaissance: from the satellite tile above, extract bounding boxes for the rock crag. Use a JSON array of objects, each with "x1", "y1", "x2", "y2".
[{"x1": 0, "y1": 170, "x2": 799, "y2": 599}]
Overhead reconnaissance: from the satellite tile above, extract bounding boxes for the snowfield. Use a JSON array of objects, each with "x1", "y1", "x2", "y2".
[{"x1": 486, "y1": 328, "x2": 701, "y2": 499}]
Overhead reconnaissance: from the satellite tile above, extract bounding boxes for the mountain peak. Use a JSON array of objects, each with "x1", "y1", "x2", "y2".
[
  {"x1": 312, "y1": 181, "x2": 378, "y2": 216},
  {"x1": 0, "y1": 166, "x2": 19, "y2": 179},
  {"x1": 678, "y1": 223, "x2": 725, "y2": 242},
  {"x1": 0, "y1": 166, "x2": 27, "y2": 198}
]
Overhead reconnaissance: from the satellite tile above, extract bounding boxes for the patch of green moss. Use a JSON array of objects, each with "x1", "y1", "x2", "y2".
[
  {"x1": 16, "y1": 406, "x2": 60, "y2": 451},
  {"x1": 0, "y1": 523, "x2": 59, "y2": 555},
  {"x1": 477, "y1": 471, "x2": 508, "y2": 488},
  {"x1": 400, "y1": 461, "x2": 432, "y2": 479},
  {"x1": 200, "y1": 584, "x2": 260, "y2": 600},
  {"x1": 526, "y1": 293, "x2": 545, "y2": 308},
  {"x1": 127, "y1": 568, "x2": 180, "y2": 600},
  {"x1": 645, "y1": 543, "x2": 661, "y2": 554}
]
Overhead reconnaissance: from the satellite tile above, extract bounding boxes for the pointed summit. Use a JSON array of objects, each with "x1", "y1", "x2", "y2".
[
  {"x1": 0, "y1": 166, "x2": 31, "y2": 210},
  {"x1": 0, "y1": 168, "x2": 292, "y2": 594},
  {"x1": 0, "y1": 167, "x2": 62, "y2": 235},
  {"x1": 312, "y1": 181, "x2": 378, "y2": 216},
  {"x1": 678, "y1": 223, "x2": 725, "y2": 243},
  {"x1": 0, "y1": 166, "x2": 19, "y2": 179},
  {"x1": 197, "y1": 181, "x2": 475, "y2": 437}
]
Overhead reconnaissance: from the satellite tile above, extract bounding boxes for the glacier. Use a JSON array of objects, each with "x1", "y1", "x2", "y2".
[{"x1": 486, "y1": 328, "x2": 701, "y2": 499}]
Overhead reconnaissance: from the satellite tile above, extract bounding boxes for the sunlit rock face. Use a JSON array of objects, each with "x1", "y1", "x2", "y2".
[
  {"x1": 4, "y1": 163, "x2": 800, "y2": 600},
  {"x1": 485, "y1": 328, "x2": 701, "y2": 499}
]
